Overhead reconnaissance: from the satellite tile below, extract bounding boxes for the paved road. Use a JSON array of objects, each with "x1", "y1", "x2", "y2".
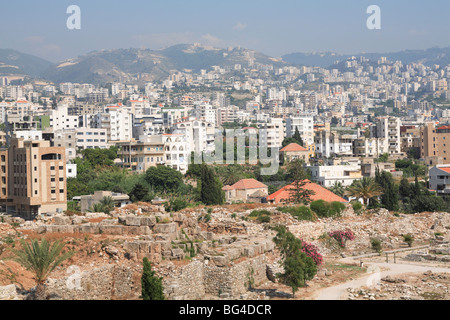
[{"x1": 315, "y1": 260, "x2": 450, "y2": 300}]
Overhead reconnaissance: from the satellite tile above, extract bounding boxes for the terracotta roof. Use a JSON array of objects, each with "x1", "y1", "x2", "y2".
[
  {"x1": 437, "y1": 167, "x2": 450, "y2": 174},
  {"x1": 222, "y1": 185, "x2": 234, "y2": 191},
  {"x1": 280, "y1": 143, "x2": 307, "y2": 152},
  {"x1": 226, "y1": 179, "x2": 267, "y2": 190},
  {"x1": 266, "y1": 180, "x2": 347, "y2": 203}
]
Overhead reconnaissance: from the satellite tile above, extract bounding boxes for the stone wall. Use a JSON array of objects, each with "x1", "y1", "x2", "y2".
[{"x1": 45, "y1": 264, "x2": 140, "y2": 300}]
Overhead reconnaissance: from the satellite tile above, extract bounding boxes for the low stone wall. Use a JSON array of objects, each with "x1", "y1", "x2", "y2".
[{"x1": 45, "y1": 264, "x2": 140, "y2": 300}]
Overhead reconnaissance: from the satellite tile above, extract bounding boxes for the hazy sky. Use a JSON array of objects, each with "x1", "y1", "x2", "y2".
[{"x1": 1, "y1": 0, "x2": 450, "y2": 62}]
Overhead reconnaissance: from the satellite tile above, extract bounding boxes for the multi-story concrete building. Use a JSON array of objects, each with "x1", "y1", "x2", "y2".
[
  {"x1": 2, "y1": 138, "x2": 67, "y2": 218},
  {"x1": 315, "y1": 130, "x2": 355, "y2": 158},
  {"x1": 258, "y1": 118, "x2": 285, "y2": 148},
  {"x1": 370, "y1": 117, "x2": 402, "y2": 155},
  {"x1": 286, "y1": 114, "x2": 314, "y2": 147},
  {"x1": 116, "y1": 136, "x2": 165, "y2": 173},
  {"x1": 75, "y1": 128, "x2": 109, "y2": 150},
  {"x1": 420, "y1": 123, "x2": 450, "y2": 165},
  {"x1": 91, "y1": 107, "x2": 132, "y2": 141},
  {"x1": 308, "y1": 164, "x2": 362, "y2": 188},
  {"x1": 353, "y1": 137, "x2": 389, "y2": 158}
]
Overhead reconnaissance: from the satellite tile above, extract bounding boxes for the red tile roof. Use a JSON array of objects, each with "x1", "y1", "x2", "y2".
[
  {"x1": 267, "y1": 180, "x2": 347, "y2": 203},
  {"x1": 225, "y1": 179, "x2": 268, "y2": 190},
  {"x1": 280, "y1": 143, "x2": 307, "y2": 152},
  {"x1": 438, "y1": 167, "x2": 450, "y2": 174}
]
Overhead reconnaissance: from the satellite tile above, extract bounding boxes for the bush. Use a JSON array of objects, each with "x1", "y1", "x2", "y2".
[
  {"x1": 141, "y1": 258, "x2": 164, "y2": 300},
  {"x1": 256, "y1": 215, "x2": 271, "y2": 223},
  {"x1": 328, "y1": 229, "x2": 355, "y2": 248},
  {"x1": 310, "y1": 200, "x2": 345, "y2": 218},
  {"x1": 249, "y1": 210, "x2": 271, "y2": 223},
  {"x1": 351, "y1": 201, "x2": 363, "y2": 213},
  {"x1": 403, "y1": 234, "x2": 414, "y2": 247},
  {"x1": 249, "y1": 210, "x2": 272, "y2": 217},
  {"x1": 300, "y1": 240, "x2": 323, "y2": 266},
  {"x1": 278, "y1": 206, "x2": 316, "y2": 221},
  {"x1": 164, "y1": 198, "x2": 188, "y2": 212},
  {"x1": 370, "y1": 238, "x2": 382, "y2": 253}
]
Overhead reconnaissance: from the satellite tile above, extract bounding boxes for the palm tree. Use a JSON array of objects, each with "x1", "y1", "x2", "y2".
[
  {"x1": 6, "y1": 238, "x2": 75, "y2": 300},
  {"x1": 328, "y1": 181, "x2": 345, "y2": 197},
  {"x1": 89, "y1": 196, "x2": 116, "y2": 214},
  {"x1": 221, "y1": 166, "x2": 242, "y2": 186},
  {"x1": 346, "y1": 177, "x2": 383, "y2": 206}
]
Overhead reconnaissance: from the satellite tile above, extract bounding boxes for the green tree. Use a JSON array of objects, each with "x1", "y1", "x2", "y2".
[
  {"x1": 286, "y1": 159, "x2": 315, "y2": 204},
  {"x1": 375, "y1": 170, "x2": 399, "y2": 211},
  {"x1": 145, "y1": 166, "x2": 184, "y2": 193},
  {"x1": 220, "y1": 165, "x2": 243, "y2": 186},
  {"x1": 346, "y1": 177, "x2": 383, "y2": 206},
  {"x1": 141, "y1": 258, "x2": 165, "y2": 300},
  {"x1": 6, "y1": 239, "x2": 75, "y2": 300},
  {"x1": 273, "y1": 226, "x2": 316, "y2": 297},
  {"x1": 200, "y1": 164, "x2": 224, "y2": 205},
  {"x1": 128, "y1": 183, "x2": 150, "y2": 203},
  {"x1": 282, "y1": 127, "x2": 304, "y2": 148},
  {"x1": 328, "y1": 181, "x2": 345, "y2": 197}
]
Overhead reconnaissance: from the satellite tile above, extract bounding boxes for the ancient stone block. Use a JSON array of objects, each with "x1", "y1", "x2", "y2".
[
  {"x1": 124, "y1": 242, "x2": 140, "y2": 253},
  {"x1": 140, "y1": 216, "x2": 156, "y2": 227},
  {"x1": 125, "y1": 216, "x2": 141, "y2": 226},
  {"x1": 54, "y1": 216, "x2": 71, "y2": 225},
  {"x1": 100, "y1": 225, "x2": 124, "y2": 235},
  {"x1": 153, "y1": 222, "x2": 176, "y2": 234},
  {"x1": 171, "y1": 249, "x2": 185, "y2": 260}
]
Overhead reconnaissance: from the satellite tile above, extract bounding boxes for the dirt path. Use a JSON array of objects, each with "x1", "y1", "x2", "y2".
[{"x1": 314, "y1": 259, "x2": 450, "y2": 300}]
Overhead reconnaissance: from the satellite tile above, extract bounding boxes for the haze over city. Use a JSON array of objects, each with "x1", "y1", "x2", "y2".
[{"x1": 1, "y1": 0, "x2": 450, "y2": 62}]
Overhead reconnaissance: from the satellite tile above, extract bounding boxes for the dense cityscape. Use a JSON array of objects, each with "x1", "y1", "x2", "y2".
[{"x1": 0, "y1": 1, "x2": 448, "y2": 307}]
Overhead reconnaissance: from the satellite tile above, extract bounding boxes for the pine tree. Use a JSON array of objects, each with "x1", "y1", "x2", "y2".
[
  {"x1": 375, "y1": 170, "x2": 399, "y2": 211},
  {"x1": 141, "y1": 258, "x2": 165, "y2": 300},
  {"x1": 200, "y1": 164, "x2": 224, "y2": 205},
  {"x1": 287, "y1": 159, "x2": 315, "y2": 204}
]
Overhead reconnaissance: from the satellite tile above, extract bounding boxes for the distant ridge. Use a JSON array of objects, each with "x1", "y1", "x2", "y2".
[{"x1": 282, "y1": 46, "x2": 450, "y2": 68}]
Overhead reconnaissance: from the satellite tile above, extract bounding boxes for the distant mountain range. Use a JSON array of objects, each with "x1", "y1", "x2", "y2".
[
  {"x1": 0, "y1": 49, "x2": 54, "y2": 78},
  {"x1": 2, "y1": 45, "x2": 450, "y2": 85},
  {"x1": 282, "y1": 46, "x2": 450, "y2": 68}
]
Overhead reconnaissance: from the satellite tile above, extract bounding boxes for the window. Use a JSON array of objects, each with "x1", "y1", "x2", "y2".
[
  {"x1": 59, "y1": 189, "x2": 64, "y2": 193},
  {"x1": 59, "y1": 166, "x2": 64, "y2": 170},
  {"x1": 51, "y1": 178, "x2": 55, "y2": 182},
  {"x1": 50, "y1": 166, "x2": 55, "y2": 170},
  {"x1": 51, "y1": 190, "x2": 56, "y2": 194},
  {"x1": 59, "y1": 178, "x2": 64, "y2": 182}
]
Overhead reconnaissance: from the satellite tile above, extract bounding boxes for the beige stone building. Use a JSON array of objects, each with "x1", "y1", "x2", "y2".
[
  {"x1": 2, "y1": 138, "x2": 67, "y2": 219},
  {"x1": 280, "y1": 143, "x2": 310, "y2": 162},
  {"x1": 420, "y1": 123, "x2": 450, "y2": 165},
  {"x1": 222, "y1": 179, "x2": 268, "y2": 203}
]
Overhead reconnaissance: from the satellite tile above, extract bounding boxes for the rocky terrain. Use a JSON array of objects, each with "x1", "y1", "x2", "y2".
[{"x1": 0, "y1": 203, "x2": 448, "y2": 300}]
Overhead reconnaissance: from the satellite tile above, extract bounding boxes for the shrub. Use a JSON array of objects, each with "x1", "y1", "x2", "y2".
[
  {"x1": 403, "y1": 234, "x2": 414, "y2": 247},
  {"x1": 310, "y1": 200, "x2": 345, "y2": 218},
  {"x1": 249, "y1": 210, "x2": 271, "y2": 217},
  {"x1": 249, "y1": 210, "x2": 271, "y2": 223},
  {"x1": 164, "y1": 198, "x2": 188, "y2": 212},
  {"x1": 351, "y1": 201, "x2": 363, "y2": 213},
  {"x1": 300, "y1": 240, "x2": 323, "y2": 266},
  {"x1": 370, "y1": 238, "x2": 382, "y2": 253},
  {"x1": 328, "y1": 229, "x2": 355, "y2": 248},
  {"x1": 256, "y1": 215, "x2": 271, "y2": 223},
  {"x1": 141, "y1": 258, "x2": 164, "y2": 300},
  {"x1": 278, "y1": 206, "x2": 316, "y2": 221}
]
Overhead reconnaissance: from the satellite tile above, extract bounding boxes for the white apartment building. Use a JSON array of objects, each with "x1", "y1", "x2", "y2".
[
  {"x1": 315, "y1": 131, "x2": 355, "y2": 158},
  {"x1": 50, "y1": 105, "x2": 79, "y2": 131},
  {"x1": 370, "y1": 117, "x2": 402, "y2": 154},
  {"x1": 353, "y1": 137, "x2": 389, "y2": 158},
  {"x1": 75, "y1": 128, "x2": 109, "y2": 150},
  {"x1": 258, "y1": 118, "x2": 285, "y2": 148},
  {"x1": 172, "y1": 118, "x2": 215, "y2": 155},
  {"x1": 286, "y1": 114, "x2": 314, "y2": 146},
  {"x1": 162, "y1": 134, "x2": 190, "y2": 174},
  {"x1": 91, "y1": 107, "x2": 132, "y2": 141},
  {"x1": 308, "y1": 165, "x2": 362, "y2": 188}
]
